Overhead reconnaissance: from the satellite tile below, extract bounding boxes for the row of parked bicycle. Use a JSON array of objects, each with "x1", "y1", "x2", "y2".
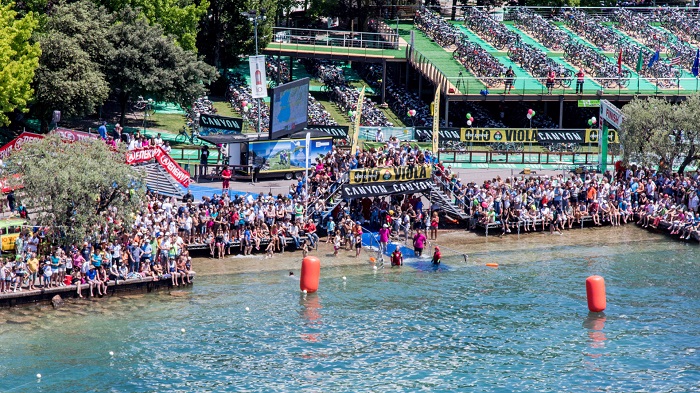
[
  {"x1": 417, "y1": 7, "x2": 692, "y2": 91},
  {"x1": 303, "y1": 59, "x2": 394, "y2": 127},
  {"x1": 513, "y1": 9, "x2": 630, "y2": 89}
]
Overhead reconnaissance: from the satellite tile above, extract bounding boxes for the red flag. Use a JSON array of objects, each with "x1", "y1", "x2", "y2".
[{"x1": 617, "y1": 49, "x2": 623, "y2": 74}]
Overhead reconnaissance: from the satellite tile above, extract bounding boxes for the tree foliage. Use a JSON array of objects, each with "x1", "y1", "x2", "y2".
[
  {"x1": 5, "y1": 134, "x2": 145, "y2": 246},
  {"x1": 620, "y1": 96, "x2": 700, "y2": 174},
  {"x1": 197, "y1": 0, "x2": 276, "y2": 69},
  {"x1": 0, "y1": 2, "x2": 41, "y2": 127},
  {"x1": 95, "y1": 0, "x2": 209, "y2": 52},
  {"x1": 32, "y1": 1, "x2": 111, "y2": 130},
  {"x1": 104, "y1": 6, "x2": 217, "y2": 125}
]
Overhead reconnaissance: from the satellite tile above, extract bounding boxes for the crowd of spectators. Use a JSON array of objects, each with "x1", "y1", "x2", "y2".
[{"x1": 432, "y1": 164, "x2": 700, "y2": 238}]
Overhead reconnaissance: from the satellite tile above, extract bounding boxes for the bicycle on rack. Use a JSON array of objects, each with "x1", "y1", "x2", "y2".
[
  {"x1": 491, "y1": 142, "x2": 524, "y2": 152},
  {"x1": 175, "y1": 126, "x2": 202, "y2": 145}
]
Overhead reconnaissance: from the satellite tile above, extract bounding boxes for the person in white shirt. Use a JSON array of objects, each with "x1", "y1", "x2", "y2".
[{"x1": 375, "y1": 127, "x2": 384, "y2": 142}]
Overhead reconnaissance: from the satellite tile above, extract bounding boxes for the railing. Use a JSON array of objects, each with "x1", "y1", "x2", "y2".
[
  {"x1": 270, "y1": 27, "x2": 401, "y2": 51},
  {"x1": 430, "y1": 165, "x2": 470, "y2": 214},
  {"x1": 437, "y1": 150, "x2": 615, "y2": 167},
  {"x1": 306, "y1": 173, "x2": 349, "y2": 222},
  {"x1": 439, "y1": 72, "x2": 700, "y2": 96}
]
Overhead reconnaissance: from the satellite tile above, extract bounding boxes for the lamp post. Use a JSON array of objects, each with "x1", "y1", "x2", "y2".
[{"x1": 244, "y1": 9, "x2": 266, "y2": 138}]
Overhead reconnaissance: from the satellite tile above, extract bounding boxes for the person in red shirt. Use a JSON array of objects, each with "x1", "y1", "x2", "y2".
[
  {"x1": 391, "y1": 249, "x2": 403, "y2": 267},
  {"x1": 221, "y1": 166, "x2": 232, "y2": 194},
  {"x1": 304, "y1": 219, "x2": 318, "y2": 249},
  {"x1": 431, "y1": 246, "x2": 441, "y2": 265}
]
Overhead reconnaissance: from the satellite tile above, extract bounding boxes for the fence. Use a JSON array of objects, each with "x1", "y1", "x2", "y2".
[
  {"x1": 437, "y1": 150, "x2": 612, "y2": 167},
  {"x1": 271, "y1": 27, "x2": 400, "y2": 50}
]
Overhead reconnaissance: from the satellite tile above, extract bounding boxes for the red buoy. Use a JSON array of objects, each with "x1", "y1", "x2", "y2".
[
  {"x1": 586, "y1": 275, "x2": 606, "y2": 312},
  {"x1": 300, "y1": 256, "x2": 321, "y2": 293}
]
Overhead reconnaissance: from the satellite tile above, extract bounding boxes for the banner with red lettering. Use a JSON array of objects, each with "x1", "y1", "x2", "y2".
[
  {"x1": 52, "y1": 127, "x2": 99, "y2": 142},
  {"x1": 0, "y1": 132, "x2": 45, "y2": 160},
  {"x1": 125, "y1": 146, "x2": 161, "y2": 165},
  {"x1": 125, "y1": 146, "x2": 191, "y2": 187},
  {"x1": 154, "y1": 147, "x2": 191, "y2": 188}
]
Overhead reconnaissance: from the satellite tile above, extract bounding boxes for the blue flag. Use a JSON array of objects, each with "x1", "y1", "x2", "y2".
[
  {"x1": 693, "y1": 49, "x2": 700, "y2": 77},
  {"x1": 647, "y1": 50, "x2": 660, "y2": 68}
]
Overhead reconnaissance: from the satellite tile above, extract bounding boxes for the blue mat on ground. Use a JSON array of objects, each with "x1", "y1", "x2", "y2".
[
  {"x1": 179, "y1": 183, "x2": 250, "y2": 201},
  {"x1": 360, "y1": 231, "x2": 451, "y2": 271}
]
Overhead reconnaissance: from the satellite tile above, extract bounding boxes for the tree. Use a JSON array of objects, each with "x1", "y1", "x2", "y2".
[
  {"x1": 197, "y1": 0, "x2": 277, "y2": 70},
  {"x1": 95, "y1": 0, "x2": 209, "y2": 52},
  {"x1": 0, "y1": 3, "x2": 41, "y2": 127},
  {"x1": 104, "y1": 7, "x2": 217, "y2": 125},
  {"x1": 5, "y1": 134, "x2": 144, "y2": 246},
  {"x1": 32, "y1": 1, "x2": 111, "y2": 131},
  {"x1": 619, "y1": 96, "x2": 699, "y2": 174}
]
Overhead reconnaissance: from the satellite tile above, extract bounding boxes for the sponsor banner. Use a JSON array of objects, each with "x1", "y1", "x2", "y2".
[
  {"x1": 126, "y1": 146, "x2": 161, "y2": 165},
  {"x1": 600, "y1": 99, "x2": 623, "y2": 129},
  {"x1": 341, "y1": 179, "x2": 433, "y2": 198},
  {"x1": 154, "y1": 147, "x2": 191, "y2": 187},
  {"x1": 460, "y1": 128, "x2": 538, "y2": 143},
  {"x1": 1, "y1": 233, "x2": 19, "y2": 252},
  {"x1": 414, "y1": 127, "x2": 462, "y2": 142},
  {"x1": 0, "y1": 132, "x2": 45, "y2": 160},
  {"x1": 349, "y1": 165, "x2": 431, "y2": 185},
  {"x1": 52, "y1": 127, "x2": 99, "y2": 142},
  {"x1": 307, "y1": 125, "x2": 349, "y2": 139},
  {"x1": 199, "y1": 114, "x2": 243, "y2": 135},
  {"x1": 585, "y1": 128, "x2": 620, "y2": 144},
  {"x1": 249, "y1": 55, "x2": 268, "y2": 99},
  {"x1": 536, "y1": 129, "x2": 586, "y2": 143},
  {"x1": 351, "y1": 86, "x2": 365, "y2": 156},
  {"x1": 432, "y1": 87, "x2": 440, "y2": 154},
  {"x1": 125, "y1": 146, "x2": 191, "y2": 187},
  {"x1": 577, "y1": 100, "x2": 600, "y2": 108}
]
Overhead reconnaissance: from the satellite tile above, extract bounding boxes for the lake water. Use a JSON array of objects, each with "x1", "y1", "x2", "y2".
[{"x1": 0, "y1": 228, "x2": 699, "y2": 392}]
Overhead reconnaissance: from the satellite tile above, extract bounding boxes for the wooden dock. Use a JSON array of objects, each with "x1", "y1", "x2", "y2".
[{"x1": 0, "y1": 273, "x2": 195, "y2": 308}]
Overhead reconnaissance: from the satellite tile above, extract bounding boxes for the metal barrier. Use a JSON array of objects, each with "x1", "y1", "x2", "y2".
[
  {"x1": 271, "y1": 27, "x2": 400, "y2": 50},
  {"x1": 437, "y1": 150, "x2": 612, "y2": 167}
]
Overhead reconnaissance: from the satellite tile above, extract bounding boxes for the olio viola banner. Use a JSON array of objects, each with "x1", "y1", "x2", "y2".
[
  {"x1": 349, "y1": 166, "x2": 431, "y2": 185},
  {"x1": 461, "y1": 128, "x2": 538, "y2": 143}
]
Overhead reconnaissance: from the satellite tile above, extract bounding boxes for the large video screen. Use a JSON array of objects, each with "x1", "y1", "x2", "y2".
[
  {"x1": 249, "y1": 137, "x2": 332, "y2": 173},
  {"x1": 269, "y1": 78, "x2": 309, "y2": 139}
]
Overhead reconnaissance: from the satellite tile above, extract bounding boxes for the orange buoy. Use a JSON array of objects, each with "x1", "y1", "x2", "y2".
[
  {"x1": 485, "y1": 263, "x2": 499, "y2": 268},
  {"x1": 300, "y1": 256, "x2": 321, "y2": 293},
  {"x1": 586, "y1": 275, "x2": 606, "y2": 312}
]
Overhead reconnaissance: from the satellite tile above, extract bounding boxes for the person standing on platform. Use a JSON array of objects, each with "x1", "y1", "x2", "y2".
[
  {"x1": 546, "y1": 68, "x2": 556, "y2": 95},
  {"x1": 504, "y1": 66, "x2": 515, "y2": 94},
  {"x1": 221, "y1": 166, "x2": 232, "y2": 194},
  {"x1": 200, "y1": 145, "x2": 210, "y2": 178},
  {"x1": 575, "y1": 69, "x2": 585, "y2": 94}
]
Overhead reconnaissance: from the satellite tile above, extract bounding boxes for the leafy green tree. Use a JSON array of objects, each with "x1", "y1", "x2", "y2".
[
  {"x1": 619, "y1": 96, "x2": 699, "y2": 174},
  {"x1": 32, "y1": 1, "x2": 111, "y2": 130},
  {"x1": 5, "y1": 134, "x2": 144, "y2": 246},
  {"x1": 198, "y1": 0, "x2": 275, "y2": 69},
  {"x1": 105, "y1": 7, "x2": 217, "y2": 125},
  {"x1": 0, "y1": 3, "x2": 41, "y2": 127},
  {"x1": 95, "y1": 0, "x2": 209, "y2": 51}
]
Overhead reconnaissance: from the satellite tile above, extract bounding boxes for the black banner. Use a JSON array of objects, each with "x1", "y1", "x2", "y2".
[
  {"x1": 536, "y1": 129, "x2": 586, "y2": 144},
  {"x1": 341, "y1": 179, "x2": 433, "y2": 199},
  {"x1": 414, "y1": 127, "x2": 462, "y2": 142},
  {"x1": 199, "y1": 114, "x2": 243, "y2": 132},
  {"x1": 307, "y1": 125, "x2": 349, "y2": 139}
]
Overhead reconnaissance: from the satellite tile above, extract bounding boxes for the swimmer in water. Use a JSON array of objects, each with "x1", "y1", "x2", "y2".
[{"x1": 432, "y1": 246, "x2": 441, "y2": 265}]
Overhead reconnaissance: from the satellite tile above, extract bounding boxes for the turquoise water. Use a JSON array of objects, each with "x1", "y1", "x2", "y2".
[{"x1": 1, "y1": 239, "x2": 699, "y2": 392}]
